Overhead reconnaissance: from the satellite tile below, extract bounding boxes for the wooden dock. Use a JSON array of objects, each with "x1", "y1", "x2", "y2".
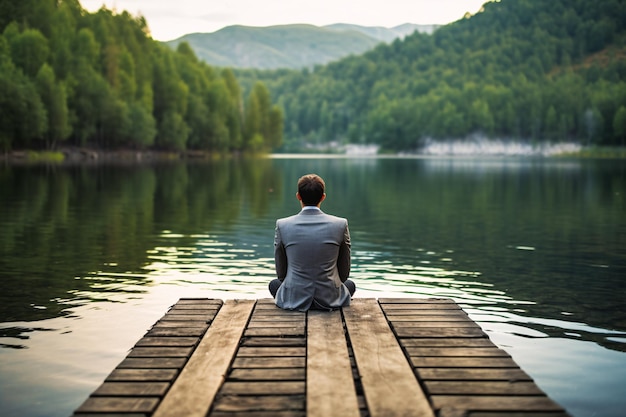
[{"x1": 73, "y1": 298, "x2": 570, "y2": 417}]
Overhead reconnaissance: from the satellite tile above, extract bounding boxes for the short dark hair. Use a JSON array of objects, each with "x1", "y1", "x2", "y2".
[{"x1": 297, "y1": 174, "x2": 325, "y2": 206}]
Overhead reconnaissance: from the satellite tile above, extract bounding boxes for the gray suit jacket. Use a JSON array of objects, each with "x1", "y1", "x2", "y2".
[{"x1": 274, "y1": 208, "x2": 351, "y2": 311}]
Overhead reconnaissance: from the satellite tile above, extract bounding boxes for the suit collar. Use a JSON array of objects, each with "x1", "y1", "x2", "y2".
[{"x1": 300, "y1": 206, "x2": 323, "y2": 215}]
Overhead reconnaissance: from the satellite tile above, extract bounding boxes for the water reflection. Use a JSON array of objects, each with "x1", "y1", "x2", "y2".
[
  {"x1": 0, "y1": 157, "x2": 625, "y2": 417},
  {"x1": 144, "y1": 231, "x2": 275, "y2": 294}
]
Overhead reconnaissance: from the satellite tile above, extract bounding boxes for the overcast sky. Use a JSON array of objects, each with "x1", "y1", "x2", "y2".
[{"x1": 80, "y1": 0, "x2": 491, "y2": 41}]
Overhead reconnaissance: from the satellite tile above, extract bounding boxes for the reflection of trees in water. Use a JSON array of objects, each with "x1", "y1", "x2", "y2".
[
  {"x1": 318, "y1": 157, "x2": 626, "y2": 350},
  {"x1": 1, "y1": 157, "x2": 624, "y2": 352},
  {"x1": 0, "y1": 159, "x2": 283, "y2": 323}
]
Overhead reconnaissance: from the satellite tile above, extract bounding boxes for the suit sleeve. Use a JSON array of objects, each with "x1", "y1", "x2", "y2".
[
  {"x1": 337, "y1": 220, "x2": 351, "y2": 282},
  {"x1": 274, "y1": 221, "x2": 287, "y2": 281}
]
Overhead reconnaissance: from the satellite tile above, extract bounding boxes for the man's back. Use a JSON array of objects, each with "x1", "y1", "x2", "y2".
[{"x1": 273, "y1": 208, "x2": 351, "y2": 311}]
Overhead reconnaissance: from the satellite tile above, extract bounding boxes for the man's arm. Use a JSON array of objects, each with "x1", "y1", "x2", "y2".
[
  {"x1": 274, "y1": 222, "x2": 287, "y2": 281},
  {"x1": 337, "y1": 221, "x2": 351, "y2": 282}
]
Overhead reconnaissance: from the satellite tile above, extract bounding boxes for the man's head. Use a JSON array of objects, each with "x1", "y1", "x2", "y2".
[{"x1": 297, "y1": 174, "x2": 326, "y2": 206}]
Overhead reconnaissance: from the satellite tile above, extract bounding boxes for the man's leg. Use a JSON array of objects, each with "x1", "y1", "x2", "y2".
[
  {"x1": 345, "y1": 279, "x2": 356, "y2": 296},
  {"x1": 268, "y1": 279, "x2": 282, "y2": 298}
]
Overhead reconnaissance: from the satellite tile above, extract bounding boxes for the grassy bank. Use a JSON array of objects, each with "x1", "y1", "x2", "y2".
[{"x1": 558, "y1": 146, "x2": 626, "y2": 159}]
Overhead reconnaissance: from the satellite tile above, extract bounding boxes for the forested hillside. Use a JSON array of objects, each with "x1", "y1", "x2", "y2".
[
  {"x1": 0, "y1": 0, "x2": 282, "y2": 153},
  {"x1": 239, "y1": 0, "x2": 626, "y2": 151},
  {"x1": 166, "y1": 24, "x2": 380, "y2": 70},
  {"x1": 166, "y1": 24, "x2": 433, "y2": 70},
  {"x1": 325, "y1": 24, "x2": 438, "y2": 43}
]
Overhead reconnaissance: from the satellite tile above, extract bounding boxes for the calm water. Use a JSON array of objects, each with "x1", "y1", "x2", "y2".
[{"x1": 0, "y1": 156, "x2": 625, "y2": 417}]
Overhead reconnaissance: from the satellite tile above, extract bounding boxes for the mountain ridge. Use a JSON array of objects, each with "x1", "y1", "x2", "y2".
[{"x1": 165, "y1": 23, "x2": 438, "y2": 69}]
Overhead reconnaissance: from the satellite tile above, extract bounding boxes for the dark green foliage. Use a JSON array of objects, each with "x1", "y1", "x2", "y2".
[
  {"x1": 0, "y1": 0, "x2": 281, "y2": 152},
  {"x1": 0, "y1": 36, "x2": 46, "y2": 150},
  {"x1": 237, "y1": 0, "x2": 626, "y2": 151}
]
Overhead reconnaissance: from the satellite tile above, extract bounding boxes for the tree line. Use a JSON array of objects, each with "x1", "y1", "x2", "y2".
[
  {"x1": 0, "y1": 0, "x2": 282, "y2": 153},
  {"x1": 237, "y1": 0, "x2": 626, "y2": 152}
]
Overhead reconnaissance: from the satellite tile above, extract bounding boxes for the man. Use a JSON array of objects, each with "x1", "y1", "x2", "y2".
[{"x1": 269, "y1": 174, "x2": 356, "y2": 311}]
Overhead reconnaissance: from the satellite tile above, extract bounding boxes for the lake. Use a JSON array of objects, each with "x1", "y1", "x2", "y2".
[{"x1": 0, "y1": 155, "x2": 624, "y2": 417}]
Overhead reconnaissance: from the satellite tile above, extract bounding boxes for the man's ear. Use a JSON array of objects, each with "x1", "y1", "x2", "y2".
[
  {"x1": 296, "y1": 192, "x2": 302, "y2": 201},
  {"x1": 320, "y1": 193, "x2": 326, "y2": 203}
]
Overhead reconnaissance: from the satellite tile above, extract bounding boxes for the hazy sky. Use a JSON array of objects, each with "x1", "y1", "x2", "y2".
[{"x1": 80, "y1": 0, "x2": 491, "y2": 41}]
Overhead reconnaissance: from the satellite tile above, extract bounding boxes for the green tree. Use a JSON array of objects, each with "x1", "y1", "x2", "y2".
[
  {"x1": 152, "y1": 46, "x2": 189, "y2": 149},
  {"x1": 221, "y1": 69, "x2": 243, "y2": 150},
  {"x1": 48, "y1": 1, "x2": 77, "y2": 80},
  {"x1": 36, "y1": 63, "x2": 71, "y2": 147},
  {"x1": 127, "y1": 102, "x2": 156, "y2": 148},
  {"x1": 157, "y1": 111, "x2": 189, "y2": 150},
  {"x1": 545, "y1": 106, "x2": 558, "y2": 140},
  {"x1": 9, "y1": 28, "x2": 49, "y2": 77},
  {"x1": 0, "y1": 0, "x2": 281, "y2": 152},
  {"x1": 267, "y1": 106, "x2": 284, "y2": 148},
  {"x1": 469, "y1": 99, "x2": 495, "y2": 135},
  {"x1": 73, "y1": 27, "x2": 100, "y2": 68},
  {"x1": 66, "y1": 62, "x2": 110, "y2": 145},
  {"x1": 613, "y1": 106, "x2": 626, "y2": 146},
  {"x1": 0, "y1": 53, "x2": 46, "y2": 149},
  {"x1": 244, "y1": 87, "x2": 261, "y2": 149}
]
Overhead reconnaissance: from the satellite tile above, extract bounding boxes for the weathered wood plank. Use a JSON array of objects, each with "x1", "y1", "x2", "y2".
[
  {"x1": 468, "y1": 413, "x2": 569, "y2": 417},
  {"x1": 228, "y1": 368, "x2": 305, "y2": 381},
  {"x1": 92, "y1": 382, "x2": 170, "y2": 396},
  {"x1": 105, "y1": 369, "x2": 178, "y2": 382},
  {"x1": 343, "y1": 298, "x2": 435, "y2": 417},
  {"x1": 145, "y1": 327, "x2": 206, "y2": 337},
  {"x1": 117, "y1": 357, "x2": 186, "y2": 369},
  {"x1": 392, "y1": 321, "x2": 481, "y2": 328},
  {"x1": 211, "y1": 412, "x2": 305, "y2": 417},
  {"x1": 251, "y1": 299, "x2": 288, "y2": 313},
  {"x1": 240, "y1": 337, "x2": 306, "y2": 347},
  {"x1": 236, "y1": 346, "x2": 306, "y2": 357},
  {"x1": 250, "y1": 310, "x2": 306, "y2": 323},
  {"x1": 382, "y1": 303, "x2": 461, "y2": 310},
  {"x1": 400, "y1": 338, "x2": 493, "y2": 348},
  {"x1": 220, "y1": 381, "x2": 305, "y2": 395},
  {"x1": 416, "y1": 368, "x2": 532, "y2": 381},
  {"x1": 134, "y1": 337, "x2": 199, "y2": 347},
  {"x1": 72, "y1": 413, "x2": 147, "y2": 417},
  {"x1": 379, "y1": 298, "x2": 457, "y2": 304},
  {"x1": 431, "y1": 395, "x2": 564, "y2": 412},
  {"x1": 159, "y1": 314, "x2": 214, "y2": 321},
  {"x1": 246, "y1": 321, "x2": 306, "y2": 328},
  {"x1": 127, "y1": 347, "x2": 193, "y2": 357},
  {"x1": 165, "y1": 308, "x2": 219, "y2": 315},
  {"x1": 75, "y1": 397, "x2": 159, "y2": 413},
  {"x1": 152, "y1": 321, "x2": 208, "y2": 328},
  {"x1": 244, "y1": 327, "x2": 305, "y2": 337},
  {"x1": 307, "y1": 310, "x2": 360, "y2": 417},
  {"x1": 232, "y1": 357, "x2": 306, "y2": 368},
  {"x1": 385, "y1": 314, "x2": 471, "y2": 321},
  {"x1": 211, "y1": 395, "x2": 306, "y2": 412},
  {"x1": 410, "y1": 357, "x2": 519, "y2": 368},
  {"x1": 251, "y1": 308, "x2": 305, "y2": 314},
  {"x1": 425, "y1": 381, "x2": 544, "y2": 395},
  {"x1": 394, "y1": 327, "x2": 486, "y2": 338},
  {"x1": 255, "y1": 298, "x2": 278, "y2": 304},
  {"x1": 405, "y1": 347, "x2": 511, "y2": 357},
  {"x1": 152, "y1": 299, "x2": 255, "y2": 417}
]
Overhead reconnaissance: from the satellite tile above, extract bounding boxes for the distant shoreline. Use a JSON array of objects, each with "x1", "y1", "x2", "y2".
[
  {"x1": 3, "y1": 146, "x2": 625, "y2": 164},
  {"x1": 1, "y1": 148, "x2": 228, "y2": 165}
]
